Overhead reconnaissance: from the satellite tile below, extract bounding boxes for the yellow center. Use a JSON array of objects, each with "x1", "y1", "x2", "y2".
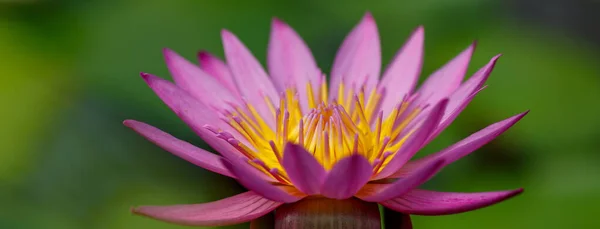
[{"x1": 225, "y1": 81, "x2": 421, "y2": 183}]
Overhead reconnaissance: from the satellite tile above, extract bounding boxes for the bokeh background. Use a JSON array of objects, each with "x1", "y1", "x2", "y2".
[{"x1": 2, "y1": 0, "x2": 600, "y2": 228}]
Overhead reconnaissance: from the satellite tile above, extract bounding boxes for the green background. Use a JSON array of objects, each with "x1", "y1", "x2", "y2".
[{"x1": 2, "y1": 0, "x2": 599, "y2": 228}]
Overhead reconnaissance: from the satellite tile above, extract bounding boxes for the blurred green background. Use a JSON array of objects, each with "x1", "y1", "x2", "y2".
[{"x1": 2, "y1": 0, "x2": 600, "y2": 228}]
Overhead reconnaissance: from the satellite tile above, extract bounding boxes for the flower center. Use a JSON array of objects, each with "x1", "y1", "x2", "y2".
[{"x1": 220, "y1": 82, "x2": 422, "y2": 181}]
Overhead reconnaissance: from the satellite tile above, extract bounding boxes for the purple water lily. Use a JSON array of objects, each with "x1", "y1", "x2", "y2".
[{"x1": 125, "y1": 12, "x2": 527, "y2": 228}]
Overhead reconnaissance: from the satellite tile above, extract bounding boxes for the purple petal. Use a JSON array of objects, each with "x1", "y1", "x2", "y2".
[
  {"x1": 163, "y1": 48, "x2": 240, "y2": 108},
  {"x1": 223, "y1": 158, "x2": 304, "y2": 203},
  {"x1": 416, "y1": 43, "x2": 475, "y2": 106},
  {"x1": 123, "y1": 120, "x2": 234, "y2": 178},
  {"x1": 139, "y1": 73, "x2": 256, "y2": 168},
  {"x1": 282, "y1": 143, "x2": 326, "y2": 195},
  {"x1": 320, "y1": 155, "x2": 373, "y2": 199},
  {"x1": 358, "y1": 158, "x2": 445, "y2": 202},
  {"x1": 329, "y1": 12, "x2": 381, "y2": 99},
  {"x1": 391, "y1": 111, "x2": 528, "y2": 178},
  {"x1": 268, "y1": 18, "x2": 320, "y2": 111},
  {"x1": 222, "y1": 30, "x2": 278, "y2": 127},
  {"x1": 132, "y1": 191, "x2": 282, "y2": 226},
  {"x1": 428, "y1": 54, "x2": 502, "y2": 141},
  {"x1": 140, "y1": 73, "x2": 234, "y2": 139},
  {"x1": 381, "y1": 188, "x2": 523, "y2": 215},
  {"x1": 374, "y1": 99, "x2": 448, "y2": 180},
  {"x1": 197, "y1": 51, "x2": 240, "y2": 96},
  {"x1": 378, "y1": 26, "x2": 424, "y2": 116}
]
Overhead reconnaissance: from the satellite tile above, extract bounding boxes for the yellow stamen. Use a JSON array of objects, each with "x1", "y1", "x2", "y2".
[{"x1": 222, "y1": 81, "x2": 422, "y2": 176}]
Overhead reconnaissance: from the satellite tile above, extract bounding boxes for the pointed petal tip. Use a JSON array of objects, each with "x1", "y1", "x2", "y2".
[
  {"x1": 162, "y1": 48, "x2": 181, "y2": 64},
  {"x1": 162, "y1": 47, "x2": 174, "y2": 55},
  {"x1": 413, "y1": 25, "x2": 424, "y2": 35},
  {"x1": 471, "y1": 40, "x2": 478, "y2": 49},
  {"x1": 362, "y1": 11, "x2": 374, "y2": 21},
  {"x1": 197, "y1": 50, "x2": 216, "y2": 65},
  {"x1": 139, "y1": 72, "x2": 151, "y2": 80},
  {"x1": 436, "y1": 97, "x2": 450, "y2": 109},
  {"x1": 512, "y1": 110, "x2": 530, "y2": 121},
  {"x1": 197, "y1": 50, "x2": 209, "y2": 58},
  {"x1": 458, "y1": 41, "x2": 476, "y2": 56},
  {"x1": 130, "y1": 205, "x2": 151, "y2": 217},
  {"x1": 122, "y1": 119, "x2": 135, "y2": 127},
  {"x1": 130, "y1": 206, "x2": 139, "y2": 214},
  {"x1": 487, "y1": 187, "x2": 525, "y2": 202},
  {"x1": 465, "y1": 42, "x2": 477, "y2": 56},
  {"x1": 139, "y1": 72, "x2": 160, "y2": 85},
  {"x1": 271, "y1": 17, "x2": 287, "y2": 28},
  {"x1": 221, "y1": 29, "x2": 234, "y2": 39},
  {"x1": 485, "y1": 54, "x2": 502, "y2": 70}
]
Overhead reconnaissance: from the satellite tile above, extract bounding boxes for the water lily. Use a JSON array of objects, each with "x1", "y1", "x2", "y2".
[{"x1": 125, "y1": 12, "x2": 527, "y2": 228}]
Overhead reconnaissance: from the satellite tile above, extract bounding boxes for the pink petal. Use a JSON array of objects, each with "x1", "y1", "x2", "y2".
[
  {"x1": 329, "y1": 12, "x2": 381, "y2": 99},
  {"x1": 268, "y1": 18, "x2": 320, "y2": 111},
  {"x1": 223, "y1": 158, "x2": 304, "y2": 203},
  {"x1": 381, "y1": 188, "x2": 523, "y2": 215},
  {"x1": 282, "y1": 143, "x2": 326, "y2": 195},
  {"x1": 391, "y1": 111, "x2": 529, "y2": 178},
  {"x1": 140, "y1": 73, "x2": 228, "y2": 137},
  {"x1": 197, "y1": 51, "x2": 241, "y2": 96},
  {"x1": 132, "y1": 191, "x2": 282, "y2": 226},
  {"x1": 427, "y1": 54, "x2": 502, "y2": 141},
  {"x1": 374, "y1": 99, "x2": 448, "y2": 180},
  {"x1": 222, "y1": 30, "x2": 278, "y2": 127},
  {"x1": 320, "y1": 155, "x2": 373, "y2": 199},
  {"x1": 378, "y1": 26, "x2": 424, "y2": 116},
  {"x1": 123, "y1": 120, "x2": 234, "y2": 178},
  {"x1": 163, "y1": 48, "x2": 240, "y2": 108},
  {"x1": 357, "y1": 158, "x2": 445, "y2": 202},
  {"x1": 140, "y1": 73, "x2": 257, "y2": 170},
  {"x1": 416, "y1": 43, "x2": 475, "y2": 106}
]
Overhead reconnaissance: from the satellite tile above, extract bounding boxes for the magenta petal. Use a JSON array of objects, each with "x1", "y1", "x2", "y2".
[
  {"x1": 139, "y1": 73, "x2": 258, "y2": 168},
  {"x1": 223, "y1": 158, "x2": 303, "y2": 203},
  {"x1": 163, "y1": 48, "x2": 239, "y2": 108},
  {"x1": 197, "y1": 51, "x2": 240, "y2": 96},
  {"x1": 320, "y1": 155, "x2": 373, "y2": 199},
  {"x1": 358, "y1": 158, "x2": 445, "y2": 202},
  {"x1": 428, "y1": 54, "x2": 502, "y2": 141},
  {"x1": 378, "y1": 26, "x2": 424, "y2": 116},
  {"x1": 282, "y1": 143, "x2": 326, "y2": 195},
  {"x1": 329, "y1": 12, "x2": 381, "y2": 98},
  {"x1": 132, "y1": 191, "x2": 282, "y2": 226},
  {"x1": 392, "y1": 111, "x2": 529, "y2": 178},
  {"x1": 268, "y1": 18, "x2": 320, "y2": 111},
  {"x1": 140, "y1": 73, "x2": 233, "y2": 139},
  {"x1": 222, "y1": 30, "x2": 278, "y2": 127},
  {"x1": 374, "y1": 99, "x2": 448, "y2": 180},
  {"x1": 123, "y1": 120, "x2": 234, "y2": 178},
  {"x1": 381, "y1": 188, "x2": 523, "y2": 215},
  {"x1": 416, "y1": 43, "x2": 475, "y2": 106}
]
